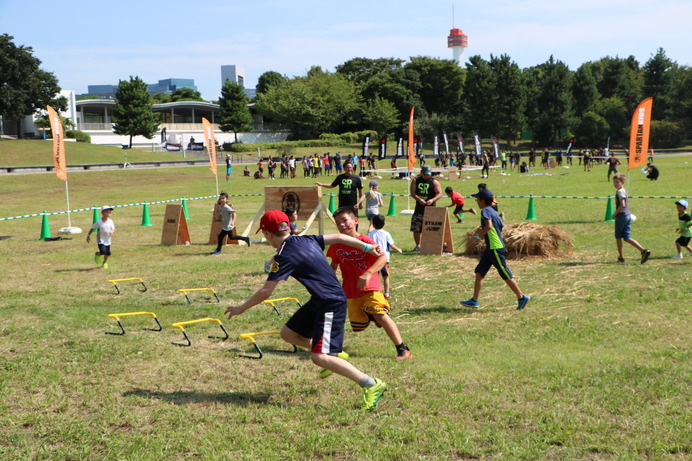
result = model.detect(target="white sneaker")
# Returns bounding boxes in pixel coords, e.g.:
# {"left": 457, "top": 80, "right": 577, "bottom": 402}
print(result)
{"left": 672, "top": 254, "right": 683, "bottom": 259}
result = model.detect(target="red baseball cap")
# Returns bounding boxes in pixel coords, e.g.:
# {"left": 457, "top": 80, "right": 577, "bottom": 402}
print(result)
{"left": 256, "top": 209, "right": 290, "bottom": 233}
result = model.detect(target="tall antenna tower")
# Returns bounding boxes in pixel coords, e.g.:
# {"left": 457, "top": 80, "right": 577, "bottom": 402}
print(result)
{"left": 447, "top": 5, "right": 468, "bottom": 66}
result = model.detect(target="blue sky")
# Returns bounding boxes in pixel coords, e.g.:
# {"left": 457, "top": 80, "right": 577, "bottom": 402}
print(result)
{"left": 2, "top": 0, "right": 691, "bottom": 100}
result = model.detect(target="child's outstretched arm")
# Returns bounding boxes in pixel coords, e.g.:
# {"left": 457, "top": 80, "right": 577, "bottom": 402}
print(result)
{"left": 323, "top": 233, "right": 384, "bottom": 257}
{"left": 225, "top": 280, "right": 280, "bottom": 319}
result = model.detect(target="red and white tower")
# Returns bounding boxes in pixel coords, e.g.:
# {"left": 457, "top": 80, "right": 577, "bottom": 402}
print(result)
{"left": 447, "top": 27, "right": 468, "bottom": 66}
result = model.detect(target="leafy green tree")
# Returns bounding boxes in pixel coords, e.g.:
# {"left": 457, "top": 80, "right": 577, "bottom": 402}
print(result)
{"left": 591, "top": 56, "right": 643, "bottom": 111}
{"left": 360, "top": 68, "right": 422, "bottom": 125}
{"left": 362, "top": 96, "right": 400, "bottom": 136}
{"left": 668, "top": 65, "right": 692, "bottom": 132}
{"left": 489, "top": 54, "right": 526, "bottom": 145}
{"left": 336, "top": 57, "right": 405, "bottom": 85}
{"left": 574, "top": 111, "right": 609, "bottom": 147}
{"left": 463, "top": 55, "right": 495, "bottom": 136}
{"left": 0, "top": 34, "right": 64, "bottom": 138}
{"left": 525, "top": 56, "right": 574, "bottom": 146}
{"left": 112, "top": 76, "right": 160, "bottom": 148}
{"left": 256, "top": 71, "right": 287, "bottom": 96}
{"left": 256, "top": 71, "right": 360, "bottom": 139}
{"left": 572, "top": 63, "right": 600, "bottom": 115}
{"left": 217, "top": 81, "right": 253, "bottom": 143}
{"left": 643, "top": 48, "right": 674, "bottom": 121}
{"left": 650, "top": 119, "right": 684, "bottom": 148}
{"left": 596, "top": 97, "right": 628, "bottom": 142}
{"left": 171, "top": 88, "right": 203, "bottom": 102}
{"left": 404, "top": 56, "right": 464, "bottom": 117}
{"left": 152, "top": 93, "right": 172, "bottom": 103}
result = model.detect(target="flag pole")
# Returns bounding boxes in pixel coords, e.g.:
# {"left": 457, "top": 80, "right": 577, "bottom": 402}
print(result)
{"left": 65, "top": 181, "right": 72, "bottom": 227}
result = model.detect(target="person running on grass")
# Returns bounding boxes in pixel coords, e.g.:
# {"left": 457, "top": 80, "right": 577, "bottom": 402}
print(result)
{"left": 224, "top": 210, "right": 387, "bottom": 411}
{"left": 459, "top": 189, "right": 530, "bottom": 310}
{"left": 87, "top": 206, "right": 115, "bottom": 269}
{"left": 327, "top": 207, "right": 412, "bottom": 361}
{"left": 210, "top": 192, "right": 250, "bottom": 254}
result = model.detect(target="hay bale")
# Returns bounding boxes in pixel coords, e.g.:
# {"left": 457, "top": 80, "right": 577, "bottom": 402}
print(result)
{"left": 464, "top": 222, "right": 573, "bottom": 259}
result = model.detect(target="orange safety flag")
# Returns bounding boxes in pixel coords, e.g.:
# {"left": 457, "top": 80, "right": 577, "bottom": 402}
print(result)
{"left": 407, "top": 107, "right": 415, "bottom": 171}
{"left": 47, "top": 105, "right": 67, "bottom": 182}
{"left": 628, "top": 97, "right": 653, "bottom": 170}
{"left": 202, "top": 117, "right": 217, "bottom": 175}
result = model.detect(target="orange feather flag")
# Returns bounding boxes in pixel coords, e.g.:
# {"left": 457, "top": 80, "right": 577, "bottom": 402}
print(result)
{"left": 628, "top": 97, "right": 653, "bottom": 170}
{"left": 202, "top": 118, "right": 218, "bottom": 175}
{"left": 407, "top": 107, "right": 415, "bottom": 172}
{"left": 47, "top": 105, "right": 66, "bottom": 182}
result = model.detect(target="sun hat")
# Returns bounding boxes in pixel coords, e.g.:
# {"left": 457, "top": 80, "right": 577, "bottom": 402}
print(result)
{"left": 675, "top": 199, "right": 688, "bottom": 208}
{"left": 101, "top": 206, "right": 114, "bottom": 211}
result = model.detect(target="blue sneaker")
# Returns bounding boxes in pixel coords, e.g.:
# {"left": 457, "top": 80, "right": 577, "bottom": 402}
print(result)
{"left": 517, "top": 295, "right": 530, "bottom": 310}
{"left": 209, "top": 250, "right": 221, "bottom": 255}
{"left": 460, "top": 298, "right": 480, "bottom": 308}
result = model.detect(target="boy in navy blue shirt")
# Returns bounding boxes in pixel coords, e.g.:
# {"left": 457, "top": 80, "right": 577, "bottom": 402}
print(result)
{"left": 225, "top": 210, "right": 387, "bottom": 411}
{"left": 460, "top": 189, "right": 530, "bottom": 310}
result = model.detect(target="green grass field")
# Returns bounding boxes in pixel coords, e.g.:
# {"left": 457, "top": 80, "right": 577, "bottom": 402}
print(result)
{"left": 0, "top": 140, "right": 690, "bottom": 460}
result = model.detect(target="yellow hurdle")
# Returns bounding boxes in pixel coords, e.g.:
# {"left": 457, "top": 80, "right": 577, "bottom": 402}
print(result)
{"left": 178, "top": 288, "right": 220, "bottom": 304}
{"left": 262, "top": 297, "right": 302, "bottom": 316}
{"left": 238, "top": 331, "right": 298, "bottom": 359}
{"left": 108, "top": 277, "right": 147, "bottom": 295}
{"left": 106, "top": 311, "right": 162, "bottom": 335}
{"left": 171, "top": 318, "right": 229, "bottom": 347}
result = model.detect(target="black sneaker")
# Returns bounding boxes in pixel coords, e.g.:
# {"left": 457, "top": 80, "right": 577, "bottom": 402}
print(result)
{"left": 640, "top": 249, "right": 651, "bottom": 264}
{"left": 617, "top": 257, "right": 625, "bottom": 263}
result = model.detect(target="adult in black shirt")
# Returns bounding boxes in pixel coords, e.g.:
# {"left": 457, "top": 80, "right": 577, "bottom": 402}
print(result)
{"left": 646, "top": 163, "right": 659, "bottom": 180}
{"left": 409, "top": 165, "right": 442, "bottom": 250}
{"left": 315, "top": 161, "right": 364, "bottom": 213}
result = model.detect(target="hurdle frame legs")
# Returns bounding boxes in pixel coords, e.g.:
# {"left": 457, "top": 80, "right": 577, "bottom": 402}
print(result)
{"left": 171, "top": 318, "right": 229, "bottom": 347}
{"left": 106, "top": 312, "right": 162, "bottom": 335}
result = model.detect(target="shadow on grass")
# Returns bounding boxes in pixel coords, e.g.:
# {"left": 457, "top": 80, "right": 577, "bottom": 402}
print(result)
{"left": 0, "top": 235, "right": 12, "bottom": 240}
{"left": 123, "top": 388, "right": 277, "bottom": 406}
{"left": 405, "top": 304, "right": 471, "bottom": 315}
{"left": 555, "top": 261, "right": 596, "bottom": 267}
{"left": 54, "top": 267, "right": 101, "bottom": 273}
{"left": 545, "top": 220, "right": 601, "bottom": 225}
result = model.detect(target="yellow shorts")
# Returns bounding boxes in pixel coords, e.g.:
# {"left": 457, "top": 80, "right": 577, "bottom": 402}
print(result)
{"left": 347, "top": 291, "right": 390, "bottom": 332}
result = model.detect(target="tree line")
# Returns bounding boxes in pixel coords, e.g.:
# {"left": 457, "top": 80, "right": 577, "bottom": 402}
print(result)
{"left": 252, "top": 51, "right": 691, "bottom": 148}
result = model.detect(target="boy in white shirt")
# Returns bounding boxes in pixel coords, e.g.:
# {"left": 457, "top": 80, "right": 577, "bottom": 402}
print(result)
{"left": 367, "top": 214, "right": 402, "bottom": 300}
{"left": 87, "top": 206, "right": 115, "bottom": 269}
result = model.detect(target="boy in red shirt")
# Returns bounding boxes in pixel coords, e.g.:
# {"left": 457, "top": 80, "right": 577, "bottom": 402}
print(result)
{"left": 327, "top": 207, "right": 412, "bottom": 362}
{"left": 445, "top": 186, "right": 477, "bottom": 223}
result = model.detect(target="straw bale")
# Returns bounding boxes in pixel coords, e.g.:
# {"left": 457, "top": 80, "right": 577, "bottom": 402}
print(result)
{"left": 464, "top": 222, "right": 573, "bottom": 259}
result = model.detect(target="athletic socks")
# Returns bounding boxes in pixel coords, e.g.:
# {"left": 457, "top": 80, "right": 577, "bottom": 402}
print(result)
{"left": 359, "top": 375, "right": 377, "bottom": 388}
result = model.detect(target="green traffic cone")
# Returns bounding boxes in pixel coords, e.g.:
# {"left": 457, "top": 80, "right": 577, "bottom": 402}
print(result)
{"left": 328, "top": 193, "right": 336, "bottom": 214}
{"left": 604, "top": 195, "right": 615, "bottom": 222}
{"left": 141, "top": 201, "right": 152, "bottom": 226}
{"left": 386, "top": 193, "right": 397, "bottom": 216}
{"left": 39, "top": 211, "right": 51, "bottom": 240}
{"left": 92, "top": 205, "right": 99, "bottom": 224}
{"left": 525, "top": 195, "right": 537, "bottom": 221}
{"left": 181, "top": 196, "right": 190, "bottom": 220}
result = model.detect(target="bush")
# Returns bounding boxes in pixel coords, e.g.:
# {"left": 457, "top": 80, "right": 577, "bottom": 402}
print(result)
{"left": 337, "top": 132, "right": 358, "bottom": 143}
{"left": 650, "top": 120, "right": 684, "bottom": 149}
{"left": 65, "top": 130, "right": 91, "bottom": 143}
{"left": 355, "top": 130, "right": 378, "bottom": 142}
